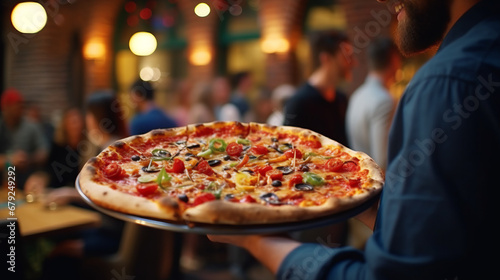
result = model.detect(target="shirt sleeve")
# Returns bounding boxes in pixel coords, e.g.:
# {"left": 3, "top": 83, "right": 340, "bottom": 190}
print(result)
{"left": 278, "top": 75, "right": 493, "bottom": 280}
{"left": 368, "top": 97, "right": 394, "bottom": 170}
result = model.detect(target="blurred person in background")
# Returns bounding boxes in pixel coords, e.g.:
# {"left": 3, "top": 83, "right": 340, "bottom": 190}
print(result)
{"left": 266, "top": 84, "right": 295, "bottom": 126}
{"left": 171, "top": 78, "right": 193, "bottom": 126}
{"left": 0, "top": 88, "right": 49, "bottom": 189}
{"left": 25, "top": 102, "right": 54, "bottom": 145}
{"left": 283, "top": 30, "right": 353, "bottom": 147}
{"left": 24, "top": 107, "right": 93, "bottom": 206}
{"left": 346, "top": 37, "right": 401, "bottom": 170}
{"left": 41, "top": 91, "right": 129, "bottom": 280}
{"left": 212, "top": 76, "right": 234, "bottom": 121}
{"left": 129, "top": 79, "right": 178, "bottom": 135}
{"left": 282, "top": 30, "right": 355, "bottom": 251}
{"left": 249, "top": 87, "right": 273, "bottom": 124}
{"left": 187, "top": 81, "right": 216, "bottom": 124}
{"left": 225, "top": 71, "right": 254, "bottom": 122}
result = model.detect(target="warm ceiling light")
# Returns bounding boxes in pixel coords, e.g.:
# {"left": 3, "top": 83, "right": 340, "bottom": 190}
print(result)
{"left": 261, "top": 36, "right": 290, "bottom": 54}
{"left": 11, "top": 2, "right": 47, "bottom": 34}
{"left": 190, "top": 49, "right": 212, "bottom": 66}
{"left": 194, "top": 3, "right": 211, "bottom": 17}
{"left": 129, "top": 32, "right": 157, "bottom": 56}
{"left": 83, "top": 41, "right": 105, "bottom": 60}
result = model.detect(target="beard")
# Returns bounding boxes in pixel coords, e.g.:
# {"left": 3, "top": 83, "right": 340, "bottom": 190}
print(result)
{"left": 396, "top": 0, "right": 451, "bottom": 56}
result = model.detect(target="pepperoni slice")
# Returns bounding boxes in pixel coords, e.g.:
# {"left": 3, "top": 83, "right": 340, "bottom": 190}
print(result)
{"left": 103, "top": 163, "right": 123, "bottom": 179}
{"left": 325, "top": 158, "right": 343, "bottom": 172}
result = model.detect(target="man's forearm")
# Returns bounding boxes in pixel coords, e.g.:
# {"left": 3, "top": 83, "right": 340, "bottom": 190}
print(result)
{"left": 242, "top": 236, "right": 301, "bottom": 274}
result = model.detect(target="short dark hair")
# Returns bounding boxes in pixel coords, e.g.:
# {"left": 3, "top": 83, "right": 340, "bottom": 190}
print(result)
{"left": 230, "top": 71, "right": 251, "bottom": 89}
{"left": 367, "top": 37, "right": 399, "bottom": 71}
{"left": 130, "top": 79, "right": 154, "bottom": 100}
{"left": 86, "top": 90, "right": 128, "bottom": 138}
{"left": 310, "top": 30, "right": 350, "bottom": 70}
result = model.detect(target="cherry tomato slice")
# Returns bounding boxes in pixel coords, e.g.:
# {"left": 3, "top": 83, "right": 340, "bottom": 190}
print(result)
{"left": 136, "top": 183, "right": 158, "bottom": 196}
{"left": 325, "top": 158, "right": 343, "bottom": 172}
{"left": 288, "top": 174, "right": 303, "bottom": 187}
{"left": 250, "top": 145, "right": 269, "bottom": 155}
{"left": 340, "top": 161, "right": 359, "bottom": 172}
{"left": 254, "top": 165, "right": 273, "bottom": 176}
{"left": 103, "top": 163, "right": 123, "bottom": 179}
{"left": 239, "top": 195, "right": 256, "bottom": 203}
{"left": 284, "top": 148, "right": 303, "bottom": 160}
{"left": 267, "top": 169, "right": 283, "bottom": 181}
{"left": 196, "top": 160, "right": 214, "bottom": 176}
{"left": 226, "top": 142, "right": 243, "bottom": 157}
{"left": 193, "top": 192, "right": 216, "bottom": 206}
{"left": 168, "top": 158, "right": 185, "bottom": 173}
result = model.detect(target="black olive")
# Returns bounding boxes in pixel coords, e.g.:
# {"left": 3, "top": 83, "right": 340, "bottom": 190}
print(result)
{"left": 242, "top": 145, "right": 251, "bottom": 152}
{"left": 207, "top": 159, "right": 222, "bottom": 167}
{"left": 224, "top": 194, "right": 235, "bottom": 200}
{"left": 185, "top": 157, "right": 192, "bottom": 161}
{"left": 271, "top": 180, "right": 282, "bottom": 187}
{"left": 241, "top": 170, "right": 255, "bottom": 175}
{"left": 223, "top": 155, "right": 231, "bottom": 161}
{"left": 259, "top": 193, "right": 281, "bottom": 205}
{"left": 187, "top": 143, "right": 201, "bottom": 149}
{"left": 294, "top": 183, "right": 314, "bottom": 191}
{"left": 276, "top": 166, "right": 294, "bottom": 175}
{"left": 178, "top": 194, "right": 189, "bottom": 203}
{"left": 142, "top": 166, "right": 160, "bottom": 173}
{"left": 271, "top": 137, "right": 278, "bottom": 142}
{"left": 299, "top": 164, "right": 310, "bottom": 172}
{"left": 131, "top": 155, "right": 141, "bottom": 161}
{"left": 249, "top": 155, "right": 258, "bottom": 160}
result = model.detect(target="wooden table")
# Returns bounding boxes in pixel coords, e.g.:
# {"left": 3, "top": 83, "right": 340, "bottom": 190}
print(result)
{"left": 0, "top": 190, "right": 101, "bottom": 238}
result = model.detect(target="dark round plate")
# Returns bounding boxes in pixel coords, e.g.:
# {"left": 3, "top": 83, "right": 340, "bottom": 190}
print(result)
{"left": 76, "top": 175, "right": 378, "bottom": 235}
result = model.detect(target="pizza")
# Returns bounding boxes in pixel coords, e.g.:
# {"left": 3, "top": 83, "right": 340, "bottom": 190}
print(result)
{"left": 78, "top": 122, "right": 383, "bottom": 225}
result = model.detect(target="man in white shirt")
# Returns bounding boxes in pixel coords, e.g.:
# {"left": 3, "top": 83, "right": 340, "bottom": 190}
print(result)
{"left": 346, "top": 37, "right": 401, "bottom": 170}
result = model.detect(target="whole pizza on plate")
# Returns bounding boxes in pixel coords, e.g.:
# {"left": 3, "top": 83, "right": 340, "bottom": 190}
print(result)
{"left": 78, "top": 122, "right": 383, "bottom": 225}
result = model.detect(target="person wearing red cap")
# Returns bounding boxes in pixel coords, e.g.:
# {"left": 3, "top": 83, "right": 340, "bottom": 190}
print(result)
{"left": 0, "top": 88, "right": 49, "bottom": 189}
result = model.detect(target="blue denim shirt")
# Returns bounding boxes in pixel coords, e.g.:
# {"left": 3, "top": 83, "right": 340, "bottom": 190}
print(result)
{"left": 277, "top": 1, "right": 500, "bottom": 279}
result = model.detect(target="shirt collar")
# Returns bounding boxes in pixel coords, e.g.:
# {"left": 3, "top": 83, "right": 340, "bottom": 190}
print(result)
{"left": 439, "top": 0, "right": 498, "bottom": 52}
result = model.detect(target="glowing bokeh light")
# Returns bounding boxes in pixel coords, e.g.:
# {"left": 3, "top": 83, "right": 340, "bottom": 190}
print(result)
{"left": 83, "top": 41, "right": 105, "bottom": 60}
{"left": 194, "top": 3, "right": 211, "bottom": 17}
{"left": 129, "top": 32, "right": 157, "bottom": 56}
{"left": 190, "top": 49, "right": 212, "bottom": 66}
{"left": 11, "top": 2, "right": 47, "bottom": 34}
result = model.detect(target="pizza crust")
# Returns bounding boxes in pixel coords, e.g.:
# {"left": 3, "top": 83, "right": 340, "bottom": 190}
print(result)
{"left": 79, "top": 159, "right": 182, "bottom": 221}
